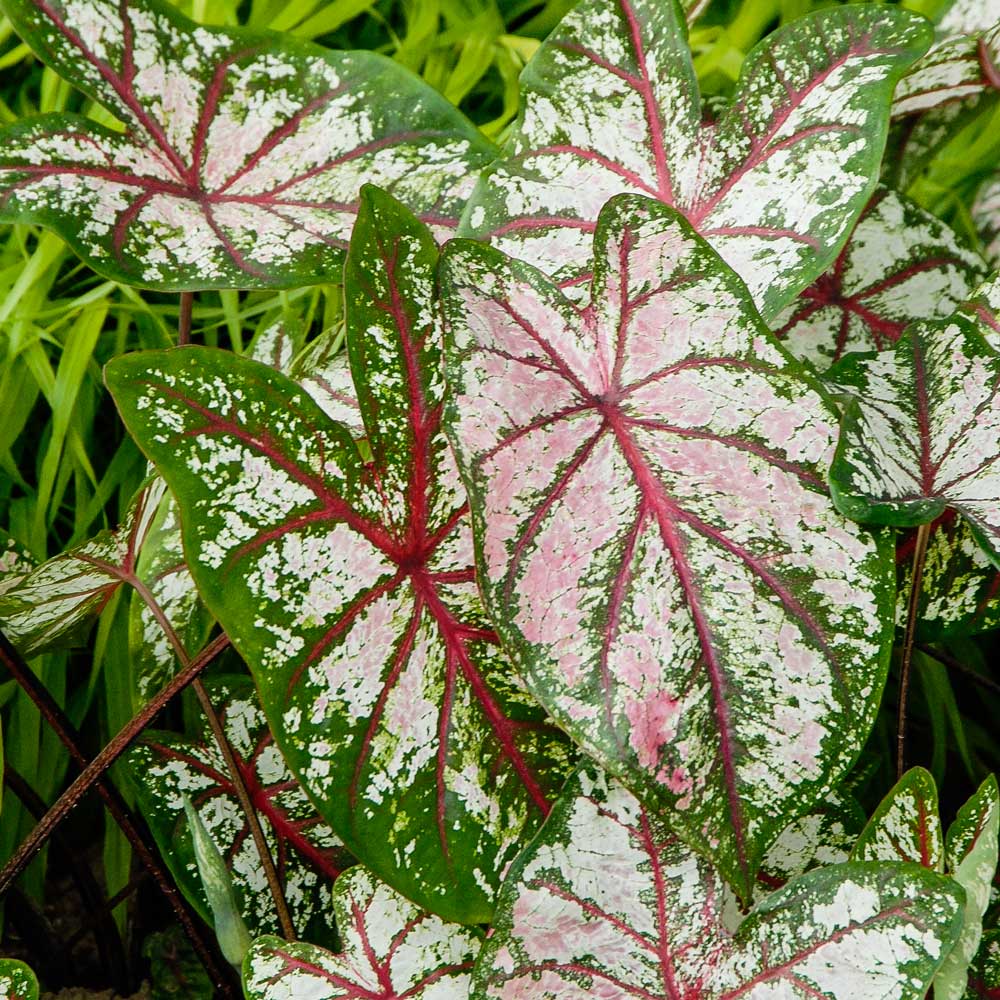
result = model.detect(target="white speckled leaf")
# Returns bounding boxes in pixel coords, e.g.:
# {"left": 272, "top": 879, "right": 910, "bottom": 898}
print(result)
{"left": 0, "top": 478, "right": 161, "bottom": 656}
{"left": 829, "top": 318, "right": 1000, "bottom": 558}
{"left": 0, "top": 0, "right": 493, "bottom": 290}
{"left": 973, "top": 177, "right": 1000, "bottom": 270}
{"left": 0, "top": 531, "right": 33, "bottom": 598}
{"left": 242, "top": 867, "right": 479, "bottom": 1000}
{"left": 939, "top": 0, "right": 1000, "bottom": 39}
{"left": 0, "top": 960, "right": 38, "bottom": 1000}
{"left": 773, "top": 187, "right": 986, "bottom": 370}
{"left": 937, "top": 776, "right": 1000, "bottom": 1000}
{"left": 127, "top": 676, "right": 351, "bottom": 944}
{"left": 965, "top": 929, "right": 1000, "bottom": 998}
{"left": 106, "top": 190, "right": 570, "bottom": 925}
{"left": 961, "top": 274, "right": 1000, "bottom": 352}
{"left": 459, "top": 0, "right": 931, "bottom": 321}
{"left": 851, "top": 767, "right": 944, "bottom": 870}
{"left": 441, "top": 194, "right": 894, "bottom": 900}
{"left": 472, "top": 765, "right": 964, "bottom": 1000}
{"left": 246, "top": 312, "right": 306, "bottom": 373}
{"left": 289, "top": 327, "right": 364, "bottom": 436}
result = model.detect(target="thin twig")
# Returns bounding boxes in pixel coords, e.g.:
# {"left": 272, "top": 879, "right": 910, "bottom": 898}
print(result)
{"left": 178, "top": 291, "right": 194, "bottom": 346}
{"left": 898, "top": 521, "right": 932, "bottom": 779}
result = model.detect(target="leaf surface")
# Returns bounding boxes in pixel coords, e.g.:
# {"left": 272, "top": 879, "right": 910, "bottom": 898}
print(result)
{"left": 0, "top": 961, "right": 38, "bottom": 1000}
{"left": 472, "top": 765, "right": 964, "bottom": 1000}
{"left": 128, "top": 676, "right": 351, "bottom": 943}
{"left": 106, "top": 189, "right": 570, "bottom": 924}
{"left": 0, "top": 0, "right": 493, "bottom": 289}
{"left": 0, "top": 531, "right": 33, "bottom": 598}
{"left": 460, "top": 0, "right": 931, "bottom": 320}
{"left": 243, "top": 867, "right": 479, "bottom": 1000}
{"left": 774, "top": 187, "right": 985, "bottom": 370}
{"left": 442, "top": 194, "right": 894, "bottom": 898}
{"left": 974, "top": 176, "right": 1000, "bottom": 270}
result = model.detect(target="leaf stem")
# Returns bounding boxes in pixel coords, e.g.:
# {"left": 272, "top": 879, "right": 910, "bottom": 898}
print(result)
{"left": 898, "top": 521, "right": 932, "bottom": 779}
{"left": 178, "top": 292, "right": 194, "bottom": 346}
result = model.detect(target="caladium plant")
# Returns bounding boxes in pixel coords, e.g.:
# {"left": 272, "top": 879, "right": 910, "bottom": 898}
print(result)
{"left": 974, "top": 175, "right": 1000, "bottom": 270}
{"left": 0, "top": 0, "right": 494, "bottom": 289}
{"left": 441, "top": 192, "right": 894, "bottom": 900}
{"left": 243, "top": 867, "right": 480, "bottom": 1000}
{"left": 0, "top": 961, "right": 38, "bottom": 1000}
{"left": 105, "top": 188, "right": 571, "bottom": 925}
{"left": 459, "top": 0, "right": 932, "bottom": 321}
{"left": 472, "top": 765, "right": 964, "bottom": 1000}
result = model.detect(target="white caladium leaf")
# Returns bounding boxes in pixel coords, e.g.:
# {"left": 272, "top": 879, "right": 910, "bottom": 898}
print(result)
{"left": 829, "top": 318, "right": 1000, "bottom": 559}
{"left": 243, "top": 867, "right": 480, "bottom": 1000}
{"left": 246, "top": 312, "right": 306, "bottom": 373}
{"left": 288, "top": 326, "right": 364, "bottom": 437}
{"left": 127, "top": 676, "right": 352, "bottom": 944}
{"left": 851, "top": 767, "right": 944, "bottom": 870}
{"left": 939, "top": 0, "right": 1000, "bottom": 38}
{"left": 937, "top": 776, "right": 1000, "bottom": 1000}
{"left": 106, "top": 188, "right": 570, "bottom": 925}
{"left": 0, "top": 0, "right": 493, "bottom": 290}
{"left": 773, "top": 187, "right": 986, "bottom": 370}
{"left": 973, "top": 176, "right": 1000, "bottom": 270}
{"left": 459, "top": 0, "right": 931, "bottom": 321}
{"left": 0, "top": 960, "right": 38, "bottom": 1000}
{"left": 0, "top": 531, "right": 33, "bottom": 598}
{"left": 0, "top": 479, "right": 162, "bottom": 656}
{"left": 473, "top": 765, "right": 964, "bottom": 1000}
{"left": 960, "top": 274, "right": 1000, "bottom": 352}
{"left": 441, "top": 194, "right": 894, "bottom": 899}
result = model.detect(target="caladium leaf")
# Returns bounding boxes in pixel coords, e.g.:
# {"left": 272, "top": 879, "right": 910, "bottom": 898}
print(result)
{"left": 288, "top": 325, "right": 364, "bottom": 436}
{"left": 0, "top": 531, "right": 33, "bottom": 598}
{"left": 974, "top": 175, "right": 1000, "bottom": 270}
{"left": 127, "top": 676, "right": 351, "bottom": 943}
{"left": 0, "top": 478, "right": 162, "bottom": 657}
{"left": 851, "top": 767, "right": 944, "bottom": 869}
{"left": 459, "top": 0, "right": 931, "bottom": 321}
{"left": 441, "top": 194, "right": 894, "bottom": 899}
{"left": 0, "top": 0, "right": 493, "bottom": 290}
{"left": 472, "top": 765, "right": 964, "bottom": 1000}
{"left": 773, "top": 187, "right": 986, "bottom": 370}
{"left": 961, "top": 274, "right": 1000, "bottom": 352}
{"left": 828, "top": 317, "right": 1000, "bottom": 559}
{"left": 937, "top": 776, "right": 1000, "bottom": 1000}
{"left": 966, "top": 929, "right": 1000, "bottom": 998}
{"left": 242, "top": 867, "right": 480, "bottom": 1000}
{"left": 106, "top": 189, "right": 570, "bottom": 925}
{"left": 0, "top": 961, "right": 38, "bottom": 1000}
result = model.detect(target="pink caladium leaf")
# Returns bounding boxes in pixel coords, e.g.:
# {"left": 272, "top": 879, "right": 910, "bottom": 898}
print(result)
{"left": 242, "top": 867, "right": 480, "bottom": 1000}
{"left": 0, "top": 961, "right": 38, "bottom": 1000}
{"left": 105, "top": 188, "right": 570, "bottom": 925}
{"left": 441, "top": 193, "right": 894, "bottom": 899}
{"left": 773, "top": 187, "right": 986, "bottom": 370}
{"left": 851, "top": 767, "right": 944, "bottom": 870}
{"left": 828, "top": 317, "right": 1000, "bottom": 559}
{"left": 0, "top": 0, "right": 493, "bottom": 290}
{"left": 128, "top": 676, "right": 352, "bottom": 944}
{"left": 472, "top": 765, "right": 964, "bottom": 1000}
{"left": 459, "top": 0, "right": 931, "bottom": 321}
{"left": 0, "top": 478, "right": 162, "bottom": 657}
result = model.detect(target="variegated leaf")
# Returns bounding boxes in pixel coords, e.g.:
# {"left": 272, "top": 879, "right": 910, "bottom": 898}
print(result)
{"left": 974, "top": 175, "right": 1000, "bottom": 270}
{"left": 773, "top": 187, "right": 986, "bottom": 370}
{"left": 0, "top": 531, "right": 33, "bottom": 598}
{"left": 459, "top": 0, "right": 931, "bottom": 321}
{"left": 939, "top": 0, "right": 1000, "bottom": 39}
{"left": 289, "top": 326, "right": 364, "bottom": 436}
{"left": 441, "top": 194, "right": 894, "bottom": 899}
{"left": 128, "top": 676, "right": 351, "bottom": 943}
{"left": 938, "top": 776, "right": 1000, "bottom": 1000}
{"left": 0, "top": 478, "right": 162, "bottom": 656}
{"left": 851, "top": 767, "right": 944, "bottom": 870}
{"left": 0, "top": 0, "right": 493, "bottom": 290}
{"left": 472, "top": 765, "right": 964, "bottom": 1000}
{"left": 829, "top": 317, "right": 1000, "bottom": 558}
{"left": 242, "top": 867, "right": 480, "bottom": 1000}
{"left": 0, "top": 961, "right": 38, "bottom": 1000}
{"left": 106, "top": 189, "right": 570, "bottom": 924}
{"left": 245, "top": 311, "right": 307, "bottom": 373}
{"left": 966, "top": 929, "right": 1000, "bottom": 998}
{"left": 961, "top": 274, "right": 1000, "bottom": 352}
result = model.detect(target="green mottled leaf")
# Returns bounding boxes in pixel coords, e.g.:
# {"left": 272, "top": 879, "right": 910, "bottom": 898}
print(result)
{"left": 460, "top": 0, "right": 931, "bottom": 321}
{"left": 965, "top": 929, "right": 1000, "bottom": 998}
{"left": 0, "top": 961, "right": 38, "bottom": 1000}
{"left": 242, "top": 867, "right": 480, "bottom": 999}
{"left": 0, "top": 0, "right": 493, "bottom": 289}
{"left": 128, "top": 676, "right": 351, "bottom": 943}
{"left": 472, "top": 765, "right": 964, "bottom": 1000}
{"left": 106, "top": 189, "right": 570, "bottom": 925}
{"left": 441, "top": 193, "right": 894, "bottom": 900}
{"left": 773, "top": 187, "right": 986, "bottom": 370}
{"left": 851, "top": 767, "right": 943, "bottom": 869}
{"left": 828, "top": 317, "right": 1000, "bottom": 557}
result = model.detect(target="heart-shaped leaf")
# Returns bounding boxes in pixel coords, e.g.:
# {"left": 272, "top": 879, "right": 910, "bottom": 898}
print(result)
{"left": 106, "top": 188, "right": 570, "bottom": 924}
{"left": 0, "top": 478, "right": 162, "bottom": 656}
{"left": 974, "top": 175, "right": 1000, "bottom": 270}
{"left": 441, "top": 193, "right": 894, "bottom": 899}
{"left": 851, "top": 767, "right": 944, "bottom": 869}
{"left": 472, "top": 765, "right": 964, "bottom": 1000}
{"left": 460, "top": 0, "right": 931, "bottom": 321}
{"left": 243, "top": 867, "right": 480, "bottom": 1000}
{"left": 0, "top": 960, "right": 38, "bottom": 1000}
{"left": 128, "top": 676, "right": 352, "bottom": 944}
{"left": 773, "top": 187, "right": 986, "bottom": 370}
{"left": 0, "top": 0, "right": 493, "bottom": 290}
{"left": 828, "top": 316, "right": 1000, "bottom": 557}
